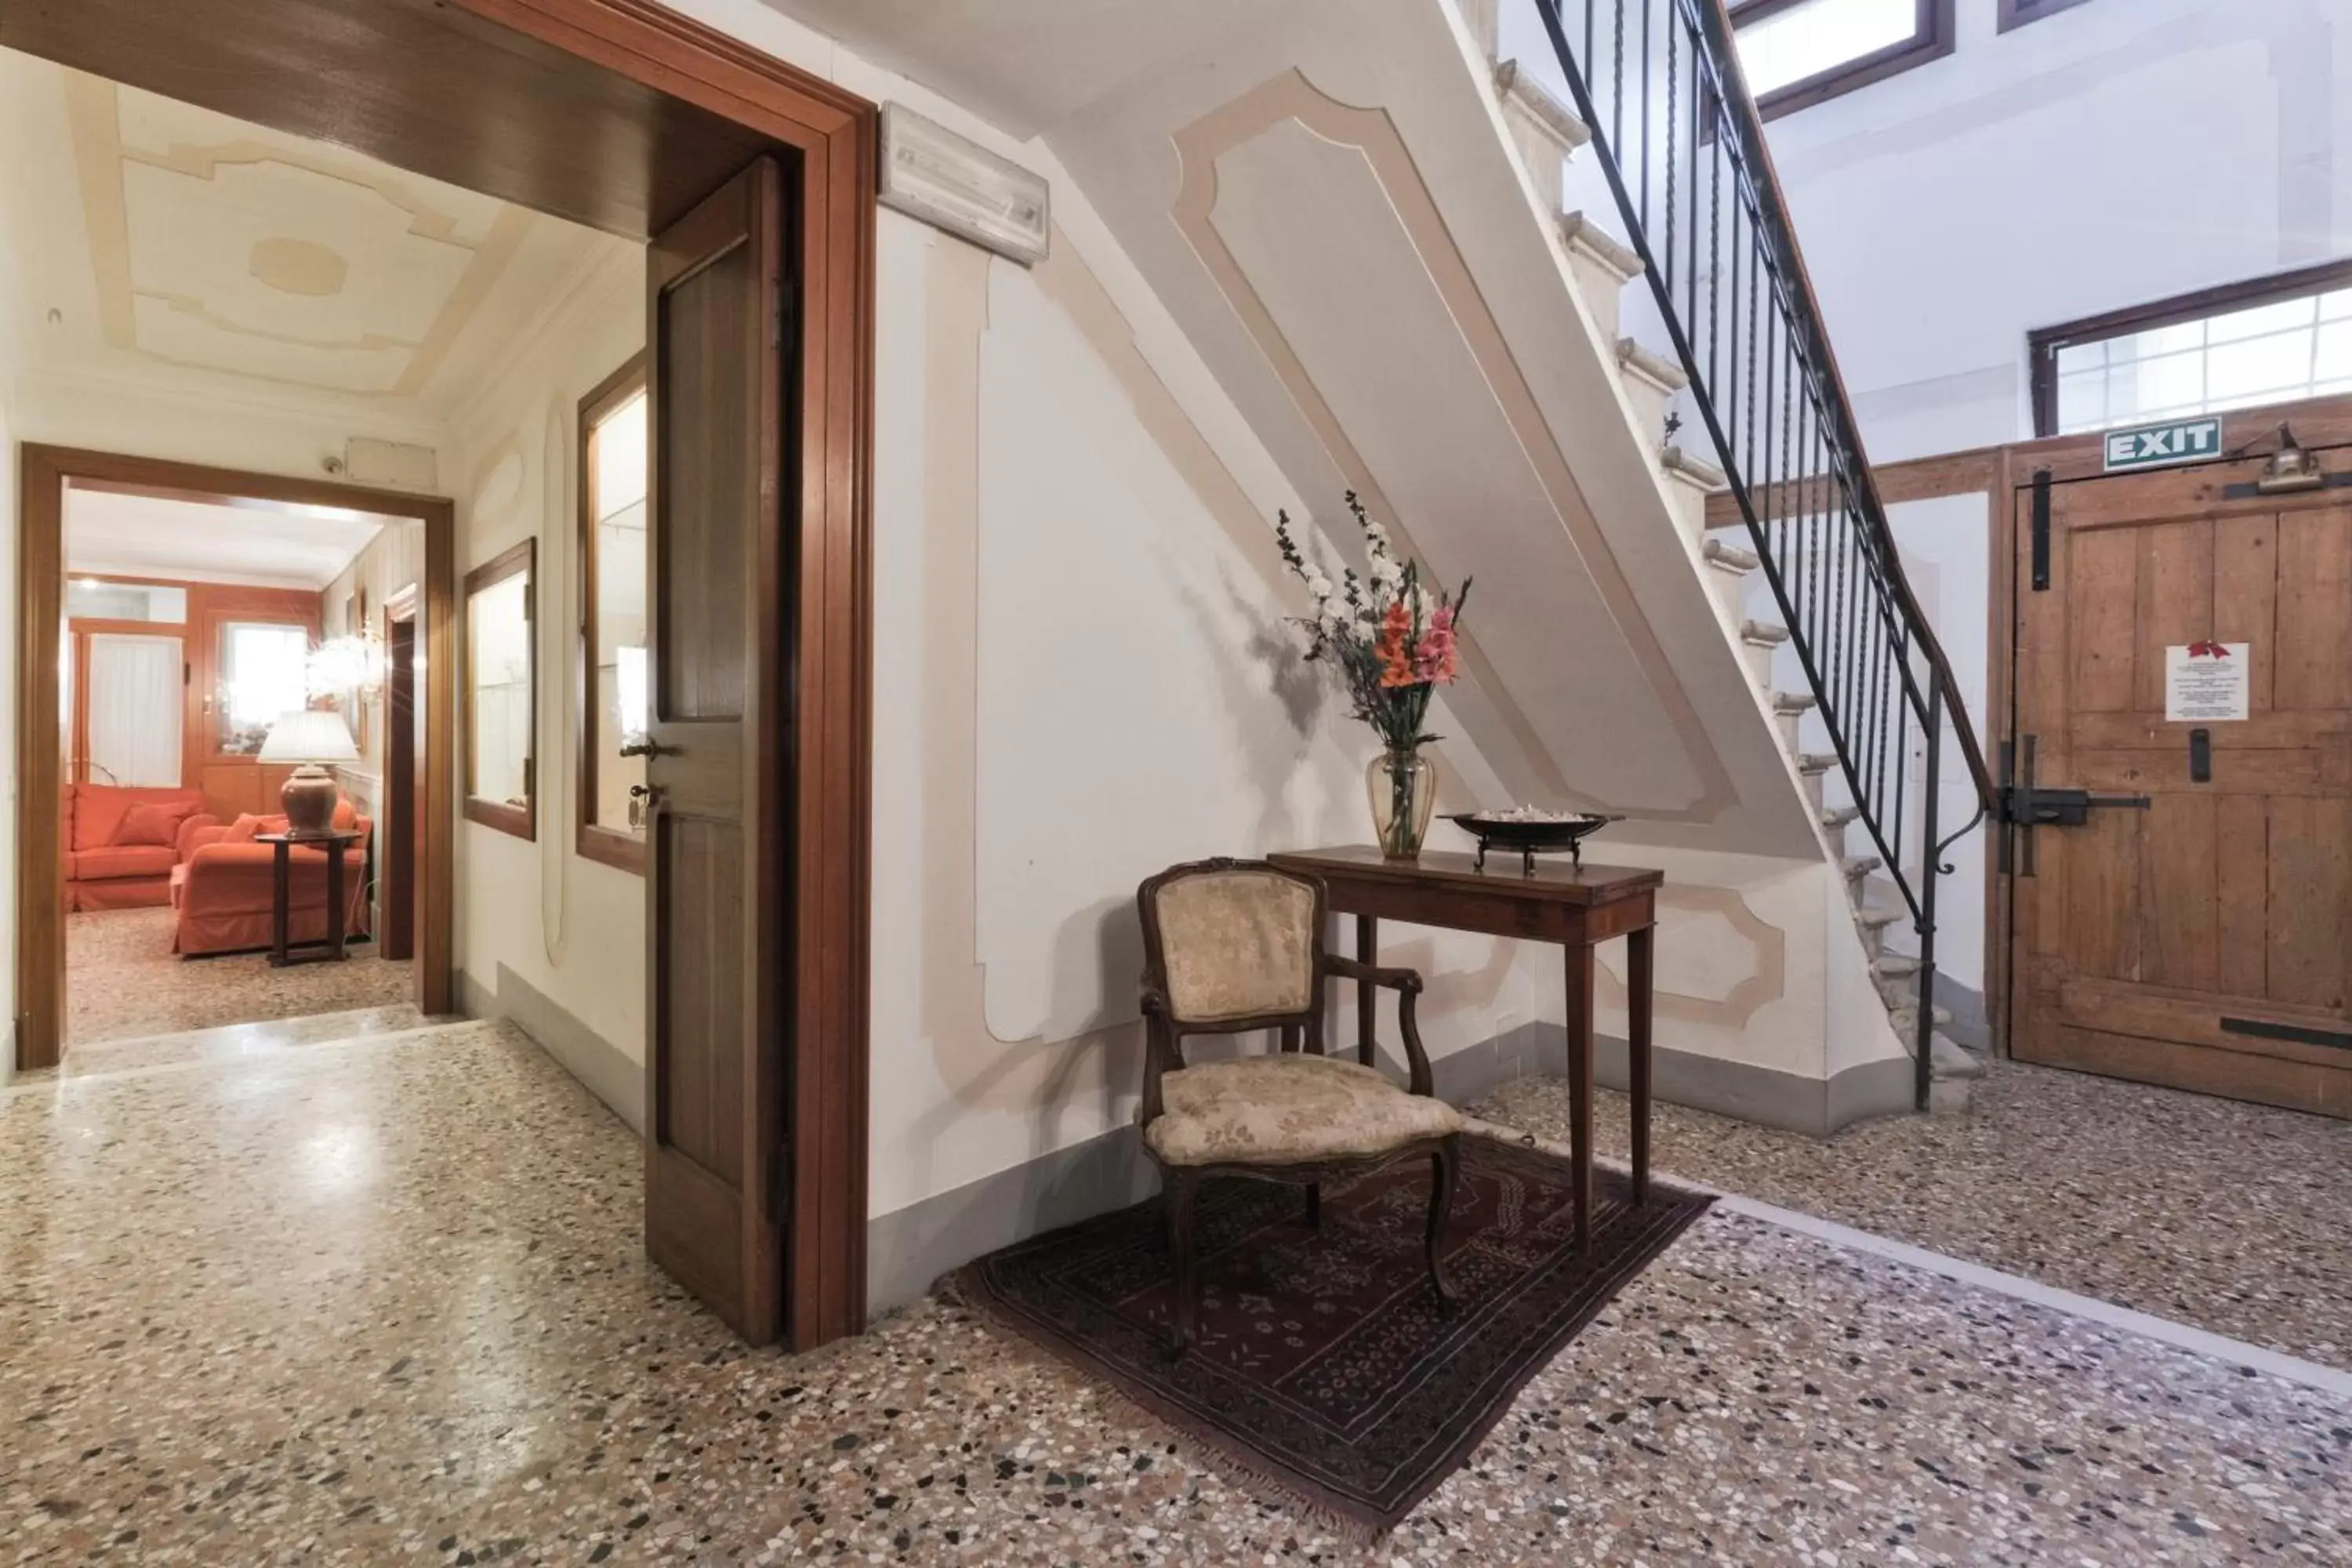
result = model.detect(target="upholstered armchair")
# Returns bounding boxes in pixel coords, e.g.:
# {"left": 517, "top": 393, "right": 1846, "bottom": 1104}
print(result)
{"left": 1137, "top": 858, "right": 1464, "bottom": 1354}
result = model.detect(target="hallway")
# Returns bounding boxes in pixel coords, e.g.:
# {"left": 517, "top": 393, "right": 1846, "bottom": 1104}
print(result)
{"left": 2, "top": 1022, "right": 2347, "bottom": 1563}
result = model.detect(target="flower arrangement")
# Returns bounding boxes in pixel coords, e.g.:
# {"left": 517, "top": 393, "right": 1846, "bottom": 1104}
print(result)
{"left": 1275, "top": 492, "right": 1471, "bottom": 857}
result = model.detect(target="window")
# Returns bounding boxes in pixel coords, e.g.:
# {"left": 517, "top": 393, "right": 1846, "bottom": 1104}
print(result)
{"left": 464, "top": 539, "right": 536, "bottom": 840}
{"left": 2030, "top": 260, "right": 2352, "bottom": 437}
{"left": 217, "top": 622, "right": 310, "bottom": 755}
{"left": 1997, "top": 0, "right": 2096, "bottom": 33}
{"left": 1730, "top": 0, "right": 1953, "bottom": 119}
{"left": 577, "top": 354, "right": 650, "bottom": 873}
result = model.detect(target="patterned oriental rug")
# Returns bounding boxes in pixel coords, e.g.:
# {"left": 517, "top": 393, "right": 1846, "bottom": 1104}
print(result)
{"left": 954, "top": 1134, "right": 1712, "bottom": 1537}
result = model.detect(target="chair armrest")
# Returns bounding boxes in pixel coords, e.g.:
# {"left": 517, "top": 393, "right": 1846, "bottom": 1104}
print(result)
{"left": 1323, "top": 953, "right": 1425, "bottom": 993}
{"left": 176, "top": 815, "right": 224, "bottom": 860}
{"left": 1321, "top": 954, "right": 1435, "bottom": 1097}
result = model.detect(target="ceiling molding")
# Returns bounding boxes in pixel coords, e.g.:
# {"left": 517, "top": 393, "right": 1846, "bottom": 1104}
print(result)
{"left": 60, "top": 72, "right": 535, "bottom": 400}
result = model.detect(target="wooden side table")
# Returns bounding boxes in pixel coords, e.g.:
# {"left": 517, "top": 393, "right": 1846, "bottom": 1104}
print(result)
{"left": 254, "top": 829, "right": 364, "bottom": 967}
{"left": 1269, "top": 845, "right": 1661, "bottom": 1250}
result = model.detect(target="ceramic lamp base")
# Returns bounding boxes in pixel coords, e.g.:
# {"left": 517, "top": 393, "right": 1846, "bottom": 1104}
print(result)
{"left": 281, "top": 764, "right": 340, "bottom": 835}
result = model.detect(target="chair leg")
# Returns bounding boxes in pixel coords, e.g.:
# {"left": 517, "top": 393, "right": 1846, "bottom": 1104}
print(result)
{"left": 1425, "top": 1137, "right": 1460, "bottom": 1307}
{"left": 1303, "top": 1181, "right": 1321, "bottom": 1232}
{"left": 1166, "top": 1170, "right": 1200, "bottom": 1356}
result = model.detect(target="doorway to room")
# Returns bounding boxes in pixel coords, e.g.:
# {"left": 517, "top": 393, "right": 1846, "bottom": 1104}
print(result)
{"left": 17, "top": 449, "right": 456, "bottom": 1065}
{"left": 1, "top": 0, "right": 875, "bottom": 1350}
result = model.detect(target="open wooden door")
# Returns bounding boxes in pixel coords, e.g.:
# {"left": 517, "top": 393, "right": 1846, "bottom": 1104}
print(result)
{"left": 642, "top": 158, "right": 791, "bottom": 1342}
{"left": 2009, "top": 454, "right": 2352, "bottom": 1116}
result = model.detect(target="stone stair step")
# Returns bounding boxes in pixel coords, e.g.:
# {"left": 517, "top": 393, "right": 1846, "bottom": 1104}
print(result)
{"left": 1796, "top": 752, "right": 1838, "bottom": 775}
{"left": 1558, "top": 211, "right": 1643, "bottom": 282}
{"left": 1872, "top": 954, "right": 1922, "bottom": 978}
{"left": 1771, "top": 691, "right": 1817, "bottom": 715}
{"left": 1842, "top": 855, "right": 1882, "bottom": 879}
{"left": 1661, "top": 444, "right": 1726, "bottom": 492}
{"left": 1932, "top": 1033, "right": 1988, "bottom": 1080}
{"left": 1854, "top": 907, "right": 1900, "bottom": 929}
{"left": 1617, "top": 338, "right": 1690, "bottom": 394}
{"left": 1493, "top": 60, "right": 1593, "bottom": 153}
{"left": 1739, "top": 619, "right": 1789, "bottom": 648}
{"left": 1702, "top": 537, "right": 1760, "bottom": 575}
{"left": 1820, "top": 804, "right": 1862, "bottom": 829}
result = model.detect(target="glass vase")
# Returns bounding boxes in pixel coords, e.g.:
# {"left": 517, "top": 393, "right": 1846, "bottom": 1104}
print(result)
{"left": 1366, "top": 747, "right": 1437, "bottom": 861}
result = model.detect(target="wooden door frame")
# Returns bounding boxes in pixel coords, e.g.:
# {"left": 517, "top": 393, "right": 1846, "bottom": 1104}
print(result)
{"left": 14, "top": 445, "right": 459, "bottom": 1066}
{"left": 4, "top": 0, "right": 877, "bottom": 1346}
{"left": 1985, "top": 394, "right": 2352, "bottom": 1050}
{"left": 383, "top": 586, "right": 422, "bottom": 964}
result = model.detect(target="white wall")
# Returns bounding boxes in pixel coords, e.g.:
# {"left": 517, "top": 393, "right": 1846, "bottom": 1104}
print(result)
{"left": 448, "top": 247, "right": 648, "bottom": 1065}
{"left": 1768, "top": 0, "right": 2352, "bottom": 462}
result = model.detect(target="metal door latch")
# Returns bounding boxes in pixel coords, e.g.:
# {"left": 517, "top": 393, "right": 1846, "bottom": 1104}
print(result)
{"left": 1997, "top": 734, "right": 2151, "bottom": 873}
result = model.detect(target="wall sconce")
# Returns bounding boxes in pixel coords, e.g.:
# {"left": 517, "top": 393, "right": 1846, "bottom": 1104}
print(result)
{"left": 307, "top": 631, "right": 387, "bottom": 701}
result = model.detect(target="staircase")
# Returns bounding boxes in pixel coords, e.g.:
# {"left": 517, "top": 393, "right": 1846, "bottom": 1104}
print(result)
{"left": 1479, "top": 0, "right": 1994, "bottom": 1107}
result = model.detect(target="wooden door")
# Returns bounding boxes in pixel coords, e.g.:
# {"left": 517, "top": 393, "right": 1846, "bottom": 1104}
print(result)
{"left": 383, "top": 594, "right": 419, "bottom": 962}
{"left": 2010, "top": 456, "right": 2352, "bottom": 1116}
{"left": 642, "top": 158, "right": 790, "bottom": 1342}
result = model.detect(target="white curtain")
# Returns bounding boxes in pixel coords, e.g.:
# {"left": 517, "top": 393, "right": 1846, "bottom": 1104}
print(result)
{"left": 88, "top": 634, "right": 183, "bottom": 787}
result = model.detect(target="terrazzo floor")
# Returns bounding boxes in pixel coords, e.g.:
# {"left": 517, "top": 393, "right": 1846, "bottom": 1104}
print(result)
{"left": 1475, "top": 1058, "right": 2352, "bottom": 1372}
{"left": 64, "top": 906, "right": 417, "bottom": 1048}
{"left": 2, "top": 1019, "right": 2347, "bottom": 1564}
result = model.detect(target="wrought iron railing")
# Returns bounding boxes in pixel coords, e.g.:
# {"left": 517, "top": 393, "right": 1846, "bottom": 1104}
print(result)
{"left": 1524, "top": 0, "right": 1994, "bottom": 1107}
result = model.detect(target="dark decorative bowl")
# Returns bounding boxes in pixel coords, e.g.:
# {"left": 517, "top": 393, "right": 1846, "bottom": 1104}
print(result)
{"left": 1446, "top": 811, "right": 1623, "bottom": 875}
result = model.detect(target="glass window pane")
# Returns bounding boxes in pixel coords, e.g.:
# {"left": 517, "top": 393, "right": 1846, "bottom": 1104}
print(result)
{"left": 2206, "top": 332, "right": 2312, "bottom": 401}
{"left": 66, "top": 579, "right": 187, "bottom": 622}
{"left": 2043, "top": 273, "right": 2352, "bottom": 433}
{"left": 219, "top": 622, "right": 310, "bottom": 754}
{"left": 1734, "top": 0, "right": 1920, "bottom": 97}
{"left": 2055, "top": 369, "right": 2105, "bottom": 433}
{"left": 2207, "top": 296, "right": 2318, "bottom": 345}
{"left": 2321, "top": 289, "right": 2352, "bottom": 322}
{"left": 593, "top": 390, "right": 648, "bottom": 521}
{"left": 468, "top": 569, "right": 532, "bottom": 811}
{"left": 2314, "top": 320, "right": 2352, "bottom": 381}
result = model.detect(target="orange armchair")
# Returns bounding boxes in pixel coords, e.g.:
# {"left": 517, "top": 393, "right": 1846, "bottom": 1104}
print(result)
{"left": 170, "top": 805, "right": 372, "bottom": 957}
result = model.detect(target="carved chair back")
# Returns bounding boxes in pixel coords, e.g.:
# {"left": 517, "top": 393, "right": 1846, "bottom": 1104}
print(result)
{"left": 1136, "top": 858, "right": 1330, "bottom": 1116}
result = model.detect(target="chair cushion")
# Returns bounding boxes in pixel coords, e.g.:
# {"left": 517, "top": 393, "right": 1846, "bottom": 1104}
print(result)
{"left": 1142, "top": 1054, "right": 1462, "bottom": 1167}
{"left": 1150, "top": 868, "right": 1316, "bottom": 1023}
{"left": 73, "top": 844, "right": 180, "bottom": 880}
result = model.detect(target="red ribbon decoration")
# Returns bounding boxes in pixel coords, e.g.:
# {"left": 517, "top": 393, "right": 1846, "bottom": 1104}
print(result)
{"left": 2186, "top": 640, "right": 2230, "bottom": 658}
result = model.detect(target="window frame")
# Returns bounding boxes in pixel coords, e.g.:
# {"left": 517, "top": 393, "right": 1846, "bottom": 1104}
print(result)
{"left": 1996, "top": 0, "right": 2096, "bottom": 34}
{"left": 1729, "top": 0, "right": 1955, "bottom": 122}
{"left": 575, "top": 351, "right": 650, "bottom": 874}
{"left": 463, "top": 536, "right": 537, "bottom": 841}
{"left": 2027, "top": 257, "right": 2352, "bottom": 437}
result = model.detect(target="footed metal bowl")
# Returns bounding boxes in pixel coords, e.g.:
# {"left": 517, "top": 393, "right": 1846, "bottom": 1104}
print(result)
{"left": 1446, "top": 811, "right": 1622, "bottom": 875}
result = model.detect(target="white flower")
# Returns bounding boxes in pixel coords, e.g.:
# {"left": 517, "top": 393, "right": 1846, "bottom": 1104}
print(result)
{"left": 1306, "top": 574, "right": 1334, "bottom": 601}
{"left": 1371, "top": 556, "right": 1404, "bottom": 587}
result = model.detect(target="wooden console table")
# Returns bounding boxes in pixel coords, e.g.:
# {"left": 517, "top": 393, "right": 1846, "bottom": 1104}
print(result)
{"left": 1269, "top": 845, "right": 1661, "bottom": 1249}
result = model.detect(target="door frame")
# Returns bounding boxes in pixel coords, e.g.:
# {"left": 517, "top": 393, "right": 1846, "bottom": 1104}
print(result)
{"left": 15, "top": 445, "right": 459, "bottom": 1063}
{"left": 383, "top": 586, "right": 422, "bottom": 964}
{"left": 3, "top": 0, "right": 878, "bottom": 1346}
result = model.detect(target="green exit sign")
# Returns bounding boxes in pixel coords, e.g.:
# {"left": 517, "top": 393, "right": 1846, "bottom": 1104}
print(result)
{"left": 2103, "top": 416, "right": 2224, "bottom": 473}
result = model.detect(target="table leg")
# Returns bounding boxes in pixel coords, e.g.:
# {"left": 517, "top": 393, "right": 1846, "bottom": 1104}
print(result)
{"left": 1566, "top": 939, "right": 1595, "bottom": 1250}
{"left": 1355, "top": 914, "right": 1377, "bottom": 1069}
{"left": 270, "top": 842, "right": 290, "bottom": 967}
{"left": 1628, "top": 921, "right": 1653, "bottom": 1207}
{"left": 327, "top": 841, "right": 347, "bottom": 960}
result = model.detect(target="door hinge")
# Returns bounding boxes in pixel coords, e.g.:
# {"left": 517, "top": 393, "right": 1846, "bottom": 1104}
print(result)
{"left": 2029, "top": 468, "right": 2053, "bottom": 592}
{"left": 767, "top": 1142, "right": 793, "bottom": 1218}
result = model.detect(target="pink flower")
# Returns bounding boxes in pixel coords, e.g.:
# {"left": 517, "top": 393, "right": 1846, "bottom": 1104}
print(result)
{"left": 1414, "top": 606, "right": 1458, "bottom": 684}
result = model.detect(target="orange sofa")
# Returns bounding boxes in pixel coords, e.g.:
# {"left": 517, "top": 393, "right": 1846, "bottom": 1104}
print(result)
{"left": 63, "top": 784, "right": 218, "bottom": 911}
{"left": 171, "top": 804, "right": 372, "bottom": 956}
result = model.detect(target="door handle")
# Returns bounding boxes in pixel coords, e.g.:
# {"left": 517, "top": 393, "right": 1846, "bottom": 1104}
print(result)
{"left": 627, "top": 782, "right": 662, "bottom": 831}
{"left": 619, "top": 738, "right": 673, "bottom": 759}
{"left": 1998, "top": 733, "right": 2151, "bottom": 878}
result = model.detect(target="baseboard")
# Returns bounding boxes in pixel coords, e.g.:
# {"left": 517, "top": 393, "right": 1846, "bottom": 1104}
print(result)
{"left": 459, "top": 963, "right": 644, "bottom": 1133}
{"left": 1432, "top": 1019, "right": 1911, "bottom": 1137}
{"left": 867, "top": 1122, "right": 1160, "bottom": 1316}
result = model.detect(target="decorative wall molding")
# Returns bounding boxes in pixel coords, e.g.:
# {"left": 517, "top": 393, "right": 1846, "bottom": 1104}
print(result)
{"left": 1170, "top": 70, "right": 1740, "bottom": 823}
{"left": 1595, "top": 885, "right": 1788, "bottom": 1028}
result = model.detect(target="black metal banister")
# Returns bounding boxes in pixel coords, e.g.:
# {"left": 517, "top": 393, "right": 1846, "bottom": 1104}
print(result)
{"left": 1523, "top": 0, "right": 1993, "bottom": 1108}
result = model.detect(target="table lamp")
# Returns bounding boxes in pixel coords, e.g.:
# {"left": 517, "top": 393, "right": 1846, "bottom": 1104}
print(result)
{"left": 259, "top": 709, "right": 359, "bottom": 834}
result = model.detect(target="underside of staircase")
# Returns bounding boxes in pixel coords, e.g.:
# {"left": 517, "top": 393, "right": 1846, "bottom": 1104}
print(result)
{"left": 782, "top": 0, "right": 1994, "bottom": 1120}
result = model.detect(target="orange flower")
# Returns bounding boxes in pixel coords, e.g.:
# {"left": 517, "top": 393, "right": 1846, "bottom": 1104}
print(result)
{"left": 1376, "top": 601, "right": 1417, "bottom": 688}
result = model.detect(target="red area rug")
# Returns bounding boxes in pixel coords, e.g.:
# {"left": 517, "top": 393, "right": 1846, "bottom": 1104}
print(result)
{"left": 954, "top": 1134, "right": 1711, "bottom": 1536}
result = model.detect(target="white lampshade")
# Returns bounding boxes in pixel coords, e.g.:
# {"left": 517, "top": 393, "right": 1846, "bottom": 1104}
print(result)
{"left": 259, "top": 708, "right": 359, "bottom": 764}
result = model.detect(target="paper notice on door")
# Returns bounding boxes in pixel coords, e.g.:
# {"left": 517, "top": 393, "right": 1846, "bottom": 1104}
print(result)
{"left": 2165, "top": 641, "right": 2249, "bottom": 721}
